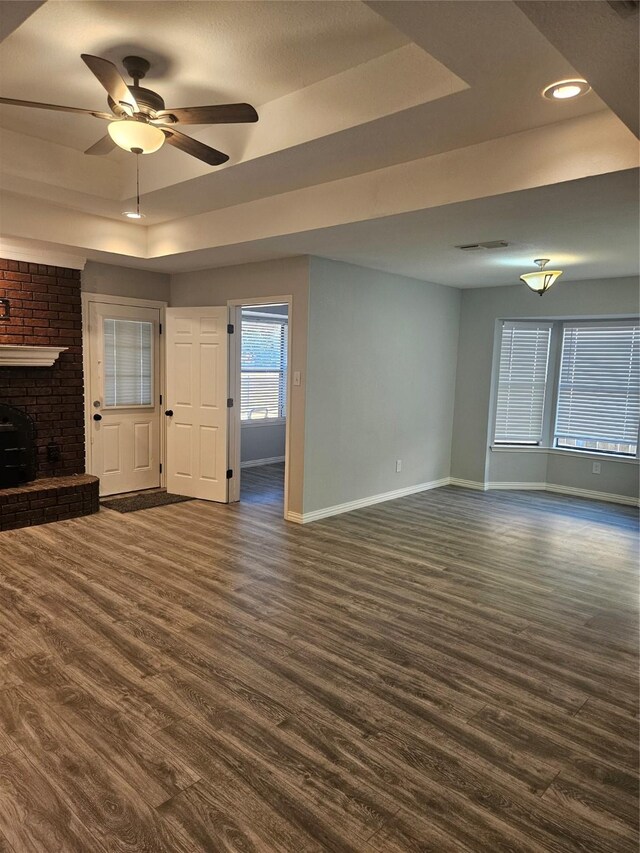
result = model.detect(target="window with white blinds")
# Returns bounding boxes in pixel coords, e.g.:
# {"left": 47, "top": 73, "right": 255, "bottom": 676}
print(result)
{"left": 555, "top": 322, "right": 640, "bottom": 456}
{"left": 241, "top": 313, "right": 288, "bottom": 421}
{"left": 103, "top": 318, "right": 153, "bottom": 407}
{"left": 494, "top": 321, "right": 552, "bottom": 444}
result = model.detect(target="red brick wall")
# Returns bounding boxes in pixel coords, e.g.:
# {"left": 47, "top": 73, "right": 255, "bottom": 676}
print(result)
{"left": 0, "top": 258, "right": 85, "bottom": 479}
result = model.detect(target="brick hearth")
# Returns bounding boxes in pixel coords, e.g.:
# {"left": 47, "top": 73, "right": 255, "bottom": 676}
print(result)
{"left": 0, "top": 474, "right": 99, "bottom": 531}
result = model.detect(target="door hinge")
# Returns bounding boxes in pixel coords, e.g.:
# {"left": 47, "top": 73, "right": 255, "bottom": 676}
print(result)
{"left": 227, "top": 398, "right": 233, "bottom": 408}
{"left": 226, "top": 469, "right": 233, "bottom": 479}
{"left": 227, "top": 323, "right": 234, "bottom": 334}
{"left": 159, "top": 323, "right": 163, "bottom": 334}
{"left": 159, "top": 463, "right": 163, "bottom": 474}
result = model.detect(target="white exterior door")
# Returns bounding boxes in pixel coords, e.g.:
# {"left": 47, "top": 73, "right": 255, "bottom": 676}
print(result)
{"left": 165, "top": 307, "right": 229, "bottom": 502}
{"left": 88, "top": 302, "right": 161, "bottom": 496}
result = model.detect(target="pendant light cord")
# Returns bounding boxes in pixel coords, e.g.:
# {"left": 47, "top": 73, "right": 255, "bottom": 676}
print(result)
{"left": 136, "top": 153, "right": 141, "bottom": 217}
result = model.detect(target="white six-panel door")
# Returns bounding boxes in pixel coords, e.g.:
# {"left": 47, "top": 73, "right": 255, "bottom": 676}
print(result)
{"left": 165, "top": 307, "right": 229, "bottom": 502}
{"left": 88, "top": 302, "right": 161, "bottom": 496}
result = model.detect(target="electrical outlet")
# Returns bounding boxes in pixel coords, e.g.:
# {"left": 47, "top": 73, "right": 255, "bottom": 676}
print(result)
{"left": 592, "top": 461, "right": 601, "bottom": 474}
{"left": 396, "top": 459, "right": 402, "bottom": 473}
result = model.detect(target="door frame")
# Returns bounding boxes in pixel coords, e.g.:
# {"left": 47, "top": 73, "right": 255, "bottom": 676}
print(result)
{"left": 82, "top": 292, "right": 168, "bottom": 489}
{"left": 227, "top": 294, "right": 293, "bottom": 519}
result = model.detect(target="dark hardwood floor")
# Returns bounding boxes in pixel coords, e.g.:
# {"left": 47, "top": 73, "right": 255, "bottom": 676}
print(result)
{"left": 0, "top": 467, "right": 637, "bottom": 852}
{"left": 240, "top": 461, "right": 285, "bottom": 507}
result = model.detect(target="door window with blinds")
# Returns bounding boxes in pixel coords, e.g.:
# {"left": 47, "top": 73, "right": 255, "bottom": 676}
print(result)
{"left": 493, "top": 318, "right": 640, "bottom": 457}
{"left": 241, "top": 311, "right": 288, "bottom": 421}
{"left": 494, "top": 322, "right": 552, "bottom": 444}
{"left": 555, "top": 322, "right": 639, "bottom": 456}
{"left": 103, "top": 318, "right": 153, "bottom": 407}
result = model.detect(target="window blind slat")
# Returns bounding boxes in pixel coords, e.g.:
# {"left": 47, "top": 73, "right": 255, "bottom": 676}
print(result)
{"left": 494, "top": 322, "right": 552, "bottom": 443}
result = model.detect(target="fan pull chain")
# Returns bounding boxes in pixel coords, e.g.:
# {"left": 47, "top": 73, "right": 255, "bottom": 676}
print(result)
{"left": 136, "top": 152, "right": 141, "bottom": 218}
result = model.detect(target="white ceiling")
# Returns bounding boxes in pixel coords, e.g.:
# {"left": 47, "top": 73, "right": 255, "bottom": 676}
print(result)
{"left": 0, "top": 0, "right": 637, "bottom": 287}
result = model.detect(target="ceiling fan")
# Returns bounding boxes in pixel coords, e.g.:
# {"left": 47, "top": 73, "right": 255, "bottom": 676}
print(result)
{"left": 0, "top": 54, "right": 259, "bottom": 166}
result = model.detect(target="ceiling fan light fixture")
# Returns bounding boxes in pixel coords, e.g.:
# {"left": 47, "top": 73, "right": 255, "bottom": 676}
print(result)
{"left": 122, "top": 210, "right": 145, "bottom": 220}
{"left": 108, "top": 118, "right": 165, "bottom": 153}
{"left": 520, "top": 259, "right": 563, "bottom": 295}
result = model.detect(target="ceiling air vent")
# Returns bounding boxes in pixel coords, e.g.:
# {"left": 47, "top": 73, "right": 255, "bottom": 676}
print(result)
{"left": 607, "top": 0, "right": 639, "bottom": 17}
{"left": 456, "top": 240, "right": 509, "bottom": 251}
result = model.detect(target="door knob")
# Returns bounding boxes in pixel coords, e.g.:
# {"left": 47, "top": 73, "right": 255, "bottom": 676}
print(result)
{"left": 93, "top": 413, "right": 102, "bottom": 421}
{"left": 164, "top": 409, "right": 174, "bottom": 417}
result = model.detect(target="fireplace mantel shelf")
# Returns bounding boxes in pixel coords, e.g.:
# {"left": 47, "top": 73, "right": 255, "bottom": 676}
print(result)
{"left": 0, "top": 345, "right": 68, "bottom": 367}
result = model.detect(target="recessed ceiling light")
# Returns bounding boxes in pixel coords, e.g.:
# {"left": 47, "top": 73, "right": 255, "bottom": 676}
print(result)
{"left": 542, "top": 79, "right": 591, "bottom": 100}
{"left": 123, "top": 211, "right": 145, "bottom": 220}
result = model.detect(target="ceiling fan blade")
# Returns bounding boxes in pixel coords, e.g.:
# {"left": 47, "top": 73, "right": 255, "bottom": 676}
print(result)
{"left": 0, "top": 97, "right": 112, "bottom": 120}
{"left": 85, "top": 135, "right": 117, "bottom": 156}
{"left": 81, "top": 54, "right": 138, "bottom": 112}
{"left": 154, "top": 103, "right": 258, "bottom": 125}
{"left": 160, "top": 127, "right": 229, "bottom": 166}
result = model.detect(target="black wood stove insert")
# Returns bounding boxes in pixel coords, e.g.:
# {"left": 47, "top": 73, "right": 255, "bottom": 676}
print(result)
{"left": 0, "top": 403, "right": 37, "bottom": 489}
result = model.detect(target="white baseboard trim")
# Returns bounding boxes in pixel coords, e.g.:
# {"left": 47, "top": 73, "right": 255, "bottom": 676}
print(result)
{"left": 286, "top": 477, "right": 451, "bottom": 524}
{"left": 485, "top": 481, "right": 547, "bottom": 491}
{"left": 241, "top": 456, "right": 285, "bottom": 469}
{"left": 451, "top": 478, "right": 638, "bottom": 507}
{"left": 544, "top": 482, "right": 639, "bottom": 507}
{"left": 449, "top": 478, "right": 486, "bottom": 491}
{"left": 286, "top": 476, "right": 639, "bottom": 524}
{"left": 285, "top": 511, "right": 305, "bottom": 524}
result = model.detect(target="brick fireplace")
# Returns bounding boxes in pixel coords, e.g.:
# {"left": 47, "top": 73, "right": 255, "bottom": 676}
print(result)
{"left": 0, "top": 258, "right": 98, "bottom": 530}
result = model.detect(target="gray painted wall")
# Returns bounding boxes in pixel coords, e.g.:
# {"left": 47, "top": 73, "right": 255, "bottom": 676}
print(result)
{"left": 545, "top": 450, "right": 637, "bottom": 499}
{"left": 241, "top": 422, "right": 286, "bottom": 464}
{"left": 451, "top": 276, "right": 639, "bottom": 498}
{"left": 303, "top": 257, "right": 461, "bottom": 514}
{"left": 82, "top": 261, "right": 170, "bottom": 302}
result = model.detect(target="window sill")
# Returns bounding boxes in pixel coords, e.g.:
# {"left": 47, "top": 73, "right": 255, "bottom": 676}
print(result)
{"left": 490, "top": 446, "right": 638, "bottom": 464}
{"left": 241, "top": 418, "right": 286, "bottom": 429}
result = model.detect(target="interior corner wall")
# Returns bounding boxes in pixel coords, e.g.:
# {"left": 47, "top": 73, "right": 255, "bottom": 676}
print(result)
{"left": 303, "top": 257, "right": 461, "bottom": 515}
{"left": 450, "top": 276, "right": 640, "bottom": 498}
{"left": 169, "top": 256, "right": 310, "bottom": 515}
{"left": 82, "top": 261, "right": 171, "bottom": 303}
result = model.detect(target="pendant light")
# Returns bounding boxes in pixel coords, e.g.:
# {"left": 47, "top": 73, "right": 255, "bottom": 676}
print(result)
{"left": 520, "top": 259, "right": 563, "bottom": 295}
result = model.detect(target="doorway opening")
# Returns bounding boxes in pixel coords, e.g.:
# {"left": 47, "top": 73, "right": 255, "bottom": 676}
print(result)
{"left": 231, "top": 302, "right": 289, "bottom": 512}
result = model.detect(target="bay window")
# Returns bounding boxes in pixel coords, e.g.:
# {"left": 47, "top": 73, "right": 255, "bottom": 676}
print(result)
{"left": 493, "top": 319, "right": 639, "bottom": 457}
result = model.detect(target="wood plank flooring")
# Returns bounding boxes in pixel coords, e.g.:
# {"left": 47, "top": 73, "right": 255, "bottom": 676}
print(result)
{"left": 0, "top": 463, "right": 637, "bottom": 851}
